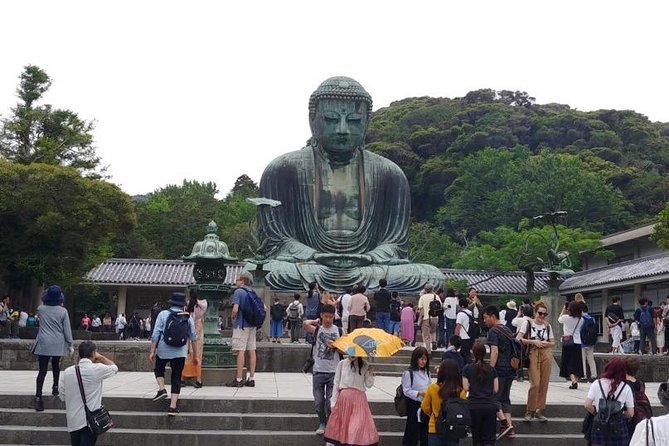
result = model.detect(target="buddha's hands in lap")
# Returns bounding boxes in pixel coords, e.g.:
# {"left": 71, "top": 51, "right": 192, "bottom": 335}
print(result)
{"left": 313, "top": 253, "right": 373, "bottom": 268}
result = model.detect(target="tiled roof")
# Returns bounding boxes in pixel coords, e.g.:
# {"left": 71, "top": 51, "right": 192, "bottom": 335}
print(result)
{"left": 560, "top": 253, "right": 669, "bottom": 292}
{"left": 440, "top": 268, "right": 550, "bottom": 295}
{"left": 85, "top": 258, "right": 246, "bottom": 287}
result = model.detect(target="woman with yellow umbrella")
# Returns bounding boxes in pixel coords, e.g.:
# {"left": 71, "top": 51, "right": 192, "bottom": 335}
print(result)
{"left": 324, "top": 328, "right": 403, "bottom": 446}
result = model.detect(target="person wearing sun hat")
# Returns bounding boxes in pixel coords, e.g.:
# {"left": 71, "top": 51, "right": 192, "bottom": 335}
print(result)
{"left": 31, "top": 285, "right": 74, "bottom": 412}
{"left": 149, "top": 291, "right": 198, "bottom": 416}
{"left": 629, "top": 381, "right": 669, "bottom": 445}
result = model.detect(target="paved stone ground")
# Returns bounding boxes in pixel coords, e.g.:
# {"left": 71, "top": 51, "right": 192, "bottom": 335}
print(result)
{"left": 0, "top": 370, "right": 665, "bottom": 407}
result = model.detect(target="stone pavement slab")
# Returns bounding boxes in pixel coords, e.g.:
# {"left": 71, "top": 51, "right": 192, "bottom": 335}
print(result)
{"left": 0, "top": 370, "right": 665, "bottom": 407}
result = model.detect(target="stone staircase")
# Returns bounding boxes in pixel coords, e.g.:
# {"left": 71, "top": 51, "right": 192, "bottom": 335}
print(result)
{"left": 0, "top": 394, "right": 592, "bottom": 445}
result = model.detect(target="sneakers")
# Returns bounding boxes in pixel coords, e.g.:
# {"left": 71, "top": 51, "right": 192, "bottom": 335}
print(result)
{"left": 225, "top": 379, "right": 245, "bottom": 387}
{"left": 496, "top": 423, "right": 513, "bottom": 440}
{"left": 507, "top": 427, "right": 517, "bottom": 438}
{"left": 534, "top": 411, "right": 548, "bottom": 422}
{"left": 193, "top": 381, "right": 203, "bottom": 389}
{"left": 315, "top": 423, "right": 326, "bottom": 435}
{"left": 244, "top": 379, "right": 255, "bottom": 387}
{"left": 167, "top": 407, "right": 179, "bottom": 416}
{"left": 51, "top": 386, "right": 59, "bottom": 396}
{"left": 569, "top": 382, "right": 578, "bottom": 390}
{"left": 152, "top": 389, "right": 168, "bottom": 401}
{"left": 523, "top": 412, "right": 534, "bottom": 422}
{"left": 34, "top": 397, "right": 44, "bottom": 412}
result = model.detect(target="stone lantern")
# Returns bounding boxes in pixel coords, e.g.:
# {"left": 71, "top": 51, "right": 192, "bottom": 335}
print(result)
{"left": 183, "top": 220, "right": 239, "bottom": 376}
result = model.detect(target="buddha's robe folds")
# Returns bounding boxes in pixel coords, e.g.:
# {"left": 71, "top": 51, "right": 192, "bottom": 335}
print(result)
{"left": 255, "top": 144, "right": 444, "bottom": 293}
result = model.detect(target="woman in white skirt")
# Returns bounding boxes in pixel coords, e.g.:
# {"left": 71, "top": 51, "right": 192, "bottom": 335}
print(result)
{"left": 657, "top": 317, "right": 665, "bottom": 355}
{"left": 324, "top": 356, "right": 378, "bottom": 446}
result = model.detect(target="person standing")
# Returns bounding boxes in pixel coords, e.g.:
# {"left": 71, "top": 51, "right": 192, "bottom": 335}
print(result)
{"left": 463, "top": 341, "right": 499, "bottom": 446}
{"left": 580, "top": 304, "right": 598, "bottom": 383}
{"left": 304, "top": 282, "right": 321, "bottom": 344}
{"left": 389, "top": 291, "right": 402, "bottom": 337}
{"left": 149, "top": 292, "right": 198, "bottom": 415}
{"left": 420, "top": 358, "right": 463, "bottom": 446}
{"left": 417, "top": 284, "right": 440, "bottom": 354}
{"left": 455, "top": 297, "right": 473, "bottom": 364}
{"left": 101, "top": 313, "right": 113, "bottom": 333}
{"left": 443, "top": 288, "right": 458, "bottom": 342}
{"left": 0, "top": 294, "right": 19, "bottom": 339}
{"left": 584, "top": 357, "right": 634, "bottom": 445}
{"left": 606, "top": 296, "right": 624, "bottom": 353}
{"left": 226, "top": 271, "right": 263, "bottom": 387}
{"left": 337, "top": 289, "right": 353, "bottom": 334}
{"left": 483, "top": 306, "right": 517, "bottom": 440}
{"left": 80, "top": 313, "right": 91, "bottom": 331}
{"left": 324, "top": 356, "right": 378, "bottom": 446}
{"left": 635, "top": 298, "right": 657, "bottom": 355}
{"left": 182, "top": 290, "right": 207, "bottom": 388}
{"left": 663, "top": 297, "right": 669, "bottom": 355}
{"left": 402, "top": 347, "right": 430, "bottom": 446}
{"left": 629, "top": 380, "right": 669, "bottom": 445}
{"left": 17, "top": 307, "right": 29, "bottom": 329}
{"left": 373, "top": 278, "right": 392, "bottom": 333}
{"left": 269, "top": 297, "right": 286, "bottom": 343}
{"left": 559, "top": 301, "right": 584, "bottom": 389}
{"left": 303, "top": 305, "right": 341, "bottom": 436}
{"left": 516, "top": 301, "right": 554, "bottom": 421}
{"left": 400, "top": 303, "right": 416, "bottom": 346}
{"left": 286, "top": 294, "right": 304, "bottom": 343}
{"left": 115, "top": 313, "right": 127, "bottom": 340}
{"left": 436, "top": 288, "right": 446, "bottom": 348}
{"left": 32, "top": 285, "right": 74, "bottom": 412}
{"left": 347, "top": 285, "right": 370, "bottom": 332}
{"left": 58, "top": 341, "right": 118, "bottom": 446}
{"left": 90, "top": 314, "right": 101, "bottom": 333}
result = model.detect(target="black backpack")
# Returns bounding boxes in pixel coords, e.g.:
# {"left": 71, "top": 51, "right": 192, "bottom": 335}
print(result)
{"left": 437, "top": 396, "right": 471, "bottom": 439}
{"left": 581, "top": 314, "right": 599, "bottom": 346}
{"left": 394, "top": 369, "right": 414, "bottom": 417}
{"left": 462, "top": 311, "right": 481, "bottom": 339}
{"left": 428, "top": 295, "right": 442, "bottom": 317}
{"left": 390, "top": 300, "right": 401, "bottom": 322}
{"left": 162, "top": 310, "right": 190, "bottom": 347}
{"left": 592, "top": 381, "right": 626, "bottom": 438}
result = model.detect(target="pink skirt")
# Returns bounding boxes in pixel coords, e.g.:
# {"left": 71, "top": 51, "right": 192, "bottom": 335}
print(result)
{"left": 324, "top": 388, "right": 379, "bottom": 446}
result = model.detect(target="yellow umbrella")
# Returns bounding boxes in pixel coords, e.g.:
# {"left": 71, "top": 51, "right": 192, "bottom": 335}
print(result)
{"left": 332, "top": 328, "right": 404, "bottom": 358}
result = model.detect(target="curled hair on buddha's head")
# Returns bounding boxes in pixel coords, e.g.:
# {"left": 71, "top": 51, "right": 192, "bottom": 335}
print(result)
{"left": 308, "top": 76, "right": 373, "bottom": 122}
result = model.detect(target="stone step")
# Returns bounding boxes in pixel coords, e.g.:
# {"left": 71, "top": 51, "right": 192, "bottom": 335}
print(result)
{"left": 1, "top": 394, "right": 653, "bottom": 419}
{"left": 0, "top": 425, "right": 585, "bottom": 446}
{"left": 0, "top": 408, "right": 585, "bottom": 434}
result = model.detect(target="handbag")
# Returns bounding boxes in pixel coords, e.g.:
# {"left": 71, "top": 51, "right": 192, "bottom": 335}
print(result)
{"left": 75, "top": 365, "right": 113, "bottom": 435}
{"left": 562, "top": 317, "right": 581, "bottom": 347}
{"left": 394, "top": 370, "right": 414, "bottom": 417}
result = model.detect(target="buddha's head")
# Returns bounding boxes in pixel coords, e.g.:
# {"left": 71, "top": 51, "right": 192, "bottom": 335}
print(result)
{"left": 309, "top": 77, "right": 372, "bottom": 162}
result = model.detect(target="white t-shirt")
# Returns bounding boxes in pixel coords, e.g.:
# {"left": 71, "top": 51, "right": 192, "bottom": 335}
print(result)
{"left": 558, "top": 314, "right": 583, "bottom": 344}
{"left": 338, "top": 293, "right": 352, "bottom": 319}
{"left": 456, "top": 309, "right": 472, "bottom": 340}
{"left": 18, "top": 311, "right": 28, "bottom": 328}
{"left": 630, "top": 414, "right": 669, "bottom": 446}
{"left": 518, "top": 320, "right": 554, "bottom": 341}
{"left": 443, "top": 297, "right": 458, "bottom": 320}
{"left": 418, "top": 293, "right": 440, "bottom": 318}
{"left": 586, "top": 378, "right": 634, "bottom": 415}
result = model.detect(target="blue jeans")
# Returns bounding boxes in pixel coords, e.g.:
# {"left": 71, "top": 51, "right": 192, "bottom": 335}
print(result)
{"left": 376, "top": 312, "right": 391, "bottom": 333}
{"left": 270, "top": 319, "right": 283, "bottom": 338}
{"left": 388, "top": 320, "right": 401, "bottom": 335}
{"left": 427, "top": 433, "right": 458, "bottom": 446}
{"left": 312, "top": 372, "right": 335, "bottom": 425}
{"left": 444, "top": 318, "right": 456, "bottom": 342}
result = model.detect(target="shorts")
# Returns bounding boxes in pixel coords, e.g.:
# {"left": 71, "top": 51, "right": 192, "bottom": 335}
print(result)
{"left": 231, "top": 327, "right": 257, "bottom": 351}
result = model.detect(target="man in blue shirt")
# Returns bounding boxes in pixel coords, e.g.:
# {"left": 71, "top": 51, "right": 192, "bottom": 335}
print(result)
{"left": 226, "top": 271, "right": 263, "bottom": 387}
{"left": 149, "top": 292, "right": 197, "bottom": 415}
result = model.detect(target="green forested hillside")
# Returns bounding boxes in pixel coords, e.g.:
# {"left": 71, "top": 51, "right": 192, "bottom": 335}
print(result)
{"left": 367, "top": 90, "right": 669, "bottom": 235}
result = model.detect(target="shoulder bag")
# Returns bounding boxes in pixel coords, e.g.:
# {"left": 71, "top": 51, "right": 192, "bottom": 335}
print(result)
{"left": 562, "top": 317, "right": 580, "bottom": 347}
{"left": 75, "top": 365, "right": 113, "bottom": 435}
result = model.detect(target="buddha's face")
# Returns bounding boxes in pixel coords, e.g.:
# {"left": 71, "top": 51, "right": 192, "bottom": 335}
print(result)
{"left": 311, "top": 99, "right": 368, "bottom": 156}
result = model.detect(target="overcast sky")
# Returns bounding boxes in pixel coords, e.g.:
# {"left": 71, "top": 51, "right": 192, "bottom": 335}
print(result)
{"left": 1, "top": 1, "right": 667, "bottom": 197}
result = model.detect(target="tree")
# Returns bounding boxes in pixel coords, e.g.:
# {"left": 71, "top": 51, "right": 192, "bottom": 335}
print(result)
{"left": 454, "top": 223, "right": 609, "bottom": 272}
{"left": 652, "top": 203, "right": 669, "bottom": 250}
{"left": 0, "top": 161, "right": 136, "bottom": 293}
{"left": 216, "top": 175, "right": 259, "bottom": 259}
{"left": 0, "top": 66, "right": 100, "bottom": 175}
{"left": 135, "top": 181, "right": 220, "bottom": 258}
{"left": 407, "top": 221, "right": 460, "bottom": 267}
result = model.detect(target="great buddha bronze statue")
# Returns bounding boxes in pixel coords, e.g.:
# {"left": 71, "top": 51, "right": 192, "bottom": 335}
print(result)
{"left": 254, "top": 76, "right": 444, "bottom": 292}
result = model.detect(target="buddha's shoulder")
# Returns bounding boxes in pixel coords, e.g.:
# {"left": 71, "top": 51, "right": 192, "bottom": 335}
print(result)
{"left": 362, "top": 149, "right": 407, "bottom": 176}
{"left": 264, "top": 146, "right": 312, "bottom": 170}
